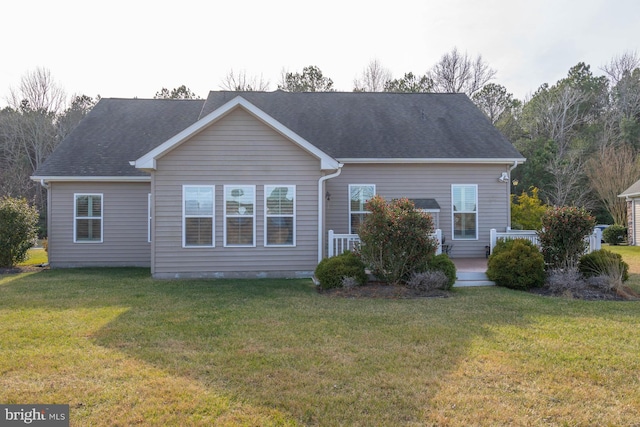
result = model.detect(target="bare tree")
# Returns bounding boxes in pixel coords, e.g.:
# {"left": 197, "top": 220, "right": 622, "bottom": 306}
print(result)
{"left": 353, "top": 59, "right": 392, "bottom": 92}
{"left": 427, "top": 47, "right": 497, "bottom": 96}
{"left": 2, "top": 68, "right": 70, "bottom": 223}
{"left": 602, "top": 51, "right": 640, "bottom": 86}
{"left": 586, "top": 143, "right": 640, "bottom": 225}
{"left": 8, "top": 67, "right": 66, "bottom": 114}
{"left": 544, "top": 151, "right": 593, "bottom": 208}
{"left": 219, "top": 69, "right": 270, "bottom": 91}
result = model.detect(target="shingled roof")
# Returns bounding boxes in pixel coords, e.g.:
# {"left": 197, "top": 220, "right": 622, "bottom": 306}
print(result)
{"left": 34, "top": 91, "right": 523, "bottom": 178}
{"left": 200, "top": 91, "right": 523, "bottom": 160}
{"left": 34, "top": 98, "right": 205, "bottom": 177}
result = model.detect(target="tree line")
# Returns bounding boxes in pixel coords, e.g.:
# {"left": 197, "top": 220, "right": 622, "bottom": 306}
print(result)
{"left": 2, "top": 48, "right": 640, "bottom": 235}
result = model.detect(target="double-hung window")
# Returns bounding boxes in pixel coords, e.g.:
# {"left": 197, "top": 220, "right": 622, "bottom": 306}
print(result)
{"left": 265, "top": 185, "right": 295, "bottom": 246}
{"left": 74, "top": 194, "right": 103, "bottom": 243}
{"left": 349, "top": 184, "right": 375, "bottom": 234}
{"left": 224, "top": 185, "right": 256, "bottom": 247}
{"left": 452, "top": 184, "right": 478, "bottom": 239}
{"left": 183, "top": 186, "right": 214, "bottom": 247}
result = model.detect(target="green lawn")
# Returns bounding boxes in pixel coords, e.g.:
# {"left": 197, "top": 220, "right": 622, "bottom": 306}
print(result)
{"left": 1, "top": 264, "right": 639, "bottom": 426}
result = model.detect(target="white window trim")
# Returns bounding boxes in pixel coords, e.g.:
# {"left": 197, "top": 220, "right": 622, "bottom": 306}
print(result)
{"left": 264, "top": 185, "right": 296, "bottom": 247}
{"left": 148, "top": 193, "right": 152, "bottom": 243}
{"left": 349, "top": 184, "right": 376, "bottom": 234}
{"left": 224, "top": 185, "right": 256, "bottom": 247}
{"left": 73, "top": 193, "right": 104, "bottom": 243}
{"left": 451, "top": 184, "right": 478, "bottom": 240}
{"left": 182, "top": 185, "right": 215, "bottom": 248}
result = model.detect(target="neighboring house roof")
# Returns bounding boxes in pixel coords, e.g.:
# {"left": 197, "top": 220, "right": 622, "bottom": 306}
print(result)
{"left": 34, "top": 91, "right": 524, "bottom": 179}
{"left": 34, "top": 98, "right": 205, "bottom": 178}
{"left": 619, "top": 179, "right": 640, "bottom": 198}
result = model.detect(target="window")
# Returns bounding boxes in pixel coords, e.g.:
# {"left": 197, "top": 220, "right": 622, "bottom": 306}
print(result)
{"left": 349, "top": 184, "right": 375, "bottom": 234}
{"left": 183, "top": 186, "right": 214, "bottom": 247}
{"left": 74, "top": 194, "right": 103, "bottom": 243}
{"left": 148, "top": 193, "right": 152, "bottom": 243}
{"left": 452, "top": 184, "right": 478, "bottom": 239}
{"left": 265, "top": 185, "right": 295, "bottom": 246}
{"left": 224, "top": 185, "right": 255, "bottom": 247}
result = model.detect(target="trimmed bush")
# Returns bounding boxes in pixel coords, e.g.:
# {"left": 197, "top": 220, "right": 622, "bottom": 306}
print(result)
{"left": 426, "top": 254, "right": 457, "bottom": 290}
{"left": 356, "top": 196, "right": 437, "bottom": 285}
{"left": 0, "top": 197, "right": 39, "bottom": 268}
{"left": 579, "top": 249, "right": 629, "bottom": 282}
{"left": 602, "top": 225, "right": 626, "bottom": 245}
{"left": 538, "top": 206, "right": 596, "bottom": 269}
{"left": 487, "top": 238, "right": 545, "bottom": 290}
{"left": 315, "top": 251, "right": 368, "bottom": 290}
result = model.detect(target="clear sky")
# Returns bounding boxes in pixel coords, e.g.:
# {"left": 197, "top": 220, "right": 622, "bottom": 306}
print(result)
{"left": 1, "top": 0, "right": 639, "bottom": 106}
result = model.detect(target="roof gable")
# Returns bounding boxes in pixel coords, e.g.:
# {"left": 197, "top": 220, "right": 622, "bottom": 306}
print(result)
{"left": 134, "top": 96, "right": 340, "bottom": 171}
{"left": 200, "top": 91, "right": 525, "bottom": 162}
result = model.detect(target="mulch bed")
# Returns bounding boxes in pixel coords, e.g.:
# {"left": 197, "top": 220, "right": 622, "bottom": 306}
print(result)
{"left": 0, "top": 265, "right": 48, "bottom": 275}
{"left": 318, "top": 282, "right": 452, "bottom": 299}
{"left": 529, "top": 285, "right": 639, "bottom": 301}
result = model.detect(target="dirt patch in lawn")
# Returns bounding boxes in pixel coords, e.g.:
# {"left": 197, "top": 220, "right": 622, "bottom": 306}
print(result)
{"left": 318, "top": 282, "right": 452, "bottom": 299}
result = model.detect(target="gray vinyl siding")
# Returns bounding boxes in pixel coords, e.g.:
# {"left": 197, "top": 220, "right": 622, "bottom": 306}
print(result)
{"left": 48, "top": 182, "right": 151, "bottom": 267}
{"left": 152, "top": 107, "right": 321, "bottom": 278}
{"left": 325, "top": 163, "right": 512, "bottom": 258}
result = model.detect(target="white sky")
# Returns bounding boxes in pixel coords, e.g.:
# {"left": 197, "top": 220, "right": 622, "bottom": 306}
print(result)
{"left": 1, "top": 0, "right": 639, "bottom": 106}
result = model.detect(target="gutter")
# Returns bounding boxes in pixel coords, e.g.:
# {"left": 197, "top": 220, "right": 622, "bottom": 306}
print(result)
{"left": 317, "top": 164, "right": 343, "bottom": 263}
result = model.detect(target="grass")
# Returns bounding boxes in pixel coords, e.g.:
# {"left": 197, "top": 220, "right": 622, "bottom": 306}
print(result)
{"left": 1, "top": 265, "right": 639, "bottom": 426}
{"left": 17, "top": 248, "right": 48, "bottom": 266}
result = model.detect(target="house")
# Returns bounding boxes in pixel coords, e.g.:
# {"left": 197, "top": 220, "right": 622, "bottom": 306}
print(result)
{"left": 32, "top": 91, "right": 525, "bottom": 278}
{"left": 620, "top": 179, "right": 640, "bottom": 245}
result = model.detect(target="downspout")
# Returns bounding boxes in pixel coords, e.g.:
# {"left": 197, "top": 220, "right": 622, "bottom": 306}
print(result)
{"left": 318, "top": 164, "right": 344, "bottom": 263}
{"left": 40, "top": 179, "right": 51, "bottom": 264}
{"left": 507, "top": 161, "right": 520, "bottom": 230}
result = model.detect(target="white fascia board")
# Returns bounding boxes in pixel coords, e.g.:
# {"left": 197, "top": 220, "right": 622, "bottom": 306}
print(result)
{"left": 31, "top": 176, "right": 151, "bottom": 182}
{"left": 338, "top": 157, "right": 526, "bottom": 164}
{"left": 619, "top": 192, "right": 640, "bottom": 199}
{"left": 134, "top": 96, "right": 340, "bottom": 171}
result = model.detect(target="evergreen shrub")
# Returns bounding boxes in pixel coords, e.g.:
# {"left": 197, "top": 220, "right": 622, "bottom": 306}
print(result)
{"left": 315, "top": 251, "right": 368, "bottom": 290}
{"left": 487, "top": 238, "right": 545, "bottom": 290}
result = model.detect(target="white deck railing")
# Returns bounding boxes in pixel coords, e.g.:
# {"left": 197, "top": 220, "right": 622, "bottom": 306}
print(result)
{"left": 489, "top": 228, "right": 602, "bottom": 254}
{"left": 327, "top": 229, "right": 443, "bottom": 258}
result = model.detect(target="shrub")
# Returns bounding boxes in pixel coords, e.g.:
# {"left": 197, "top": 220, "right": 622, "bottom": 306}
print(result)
{"left": 538, "top": 206, "right": 596, "bottom": 269}
{"left": 546, "top": 267, "right": 586, "bottom": 296}
{"left": 578, "top": 249, "right": 629, "bottom": 282}
{"left": 487, "top": 238, "right": 545, "bottom": 290}
{"left": 356, "top": 196, "right": 438, "bottom": 285}
{"left": 406, "top": 270, "right": 449, "bottom": 292}
{"left": 511, "top": 187, "right": 547, "bottom": 230}
{"left": 315, "top": 251, "right": 368, "bottom": 290}
{"left": 0, "top": 197, "right": 39, "bottom": 268}
{"left": 602, "top": 225, "right": 626, "bottom": 245}
{"left": 426, "top": 254, "right": 457, "bottom": 290}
